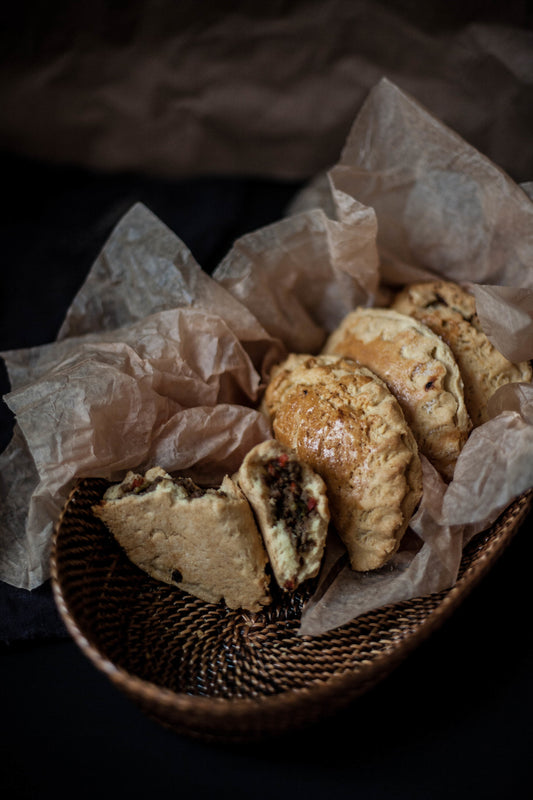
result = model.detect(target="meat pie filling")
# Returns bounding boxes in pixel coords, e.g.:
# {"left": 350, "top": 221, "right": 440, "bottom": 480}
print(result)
{"left": 263, "top": 453, "right": 318, "bottom": 553}
{"left": 120, "top": 473, "right": 221, "bottom": 499}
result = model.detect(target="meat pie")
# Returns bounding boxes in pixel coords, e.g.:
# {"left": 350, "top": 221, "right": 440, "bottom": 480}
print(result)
{"left": 236, "top": 440, "right": 330, "bottom": 591}
{"left": 93, "top": 466, "right": 271, "bottom": 612}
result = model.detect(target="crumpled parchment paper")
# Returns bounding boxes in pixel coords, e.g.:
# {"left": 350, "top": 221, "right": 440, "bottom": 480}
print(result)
{"left": 1, "top": 181, "right": 377, "bottom": 590}
{"left": 1, "top": 79, "right": 532, "bottom": 638}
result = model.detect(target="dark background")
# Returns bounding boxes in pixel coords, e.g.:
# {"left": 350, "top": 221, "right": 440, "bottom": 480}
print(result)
{"left": 1, "top": 3, "right": 533, "bottom": 798}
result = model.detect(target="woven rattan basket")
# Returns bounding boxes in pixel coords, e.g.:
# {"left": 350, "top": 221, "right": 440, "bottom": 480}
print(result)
{"left": 51, "top": 478, "right": 532, "bottom": 742}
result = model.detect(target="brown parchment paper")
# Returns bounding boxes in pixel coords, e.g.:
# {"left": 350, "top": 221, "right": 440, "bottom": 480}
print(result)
{"left": 1, "top": 80, "right": 532, "bottom": 639}
{"left": 293, "top": 80, "right": 533, "bottom": 635}
{"left": 0, "top": 182, "right": 378, "bottom": 590}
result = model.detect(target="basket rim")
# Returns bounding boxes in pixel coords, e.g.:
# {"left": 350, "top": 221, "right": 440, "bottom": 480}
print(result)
{"left": 50, "top": 481, "right": 533, "bottom": 722}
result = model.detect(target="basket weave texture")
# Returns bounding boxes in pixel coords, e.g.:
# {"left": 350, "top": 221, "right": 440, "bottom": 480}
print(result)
{"left": 51, "top": 478, "right": 532, "bottom": 741}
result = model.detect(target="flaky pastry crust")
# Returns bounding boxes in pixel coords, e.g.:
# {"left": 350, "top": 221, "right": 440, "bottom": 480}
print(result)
{"left": 322, "top": 307, "right": 471, "bottom": 480}
{"left": 391, "top": 280, "right": 532, "bottom": 426}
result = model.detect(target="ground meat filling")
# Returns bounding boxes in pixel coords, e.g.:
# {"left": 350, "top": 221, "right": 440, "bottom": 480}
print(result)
{"left": 263, "top": 453, "right": 317, "bottom": 555}
{"left": 122, "top": 473, "right": 213, "bottom": 499}
{"left": 173, "top": 476, "right": 209, "bottom": 499}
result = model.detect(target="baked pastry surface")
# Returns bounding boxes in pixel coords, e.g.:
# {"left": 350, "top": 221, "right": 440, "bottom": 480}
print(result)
{"left": 391, "top": 280, "right": 533, "bottom": 426}
{"left": 322, "top": 307, "right": 471, "bottom": 480}
{"left": 93, "top": 467, "right": 271, "bottom": 612}
{"left": 235, "top": 439, "right": 330, "bottom": 591}
{"left": 263, "top": 354, "right": 423, "bottom": 571}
